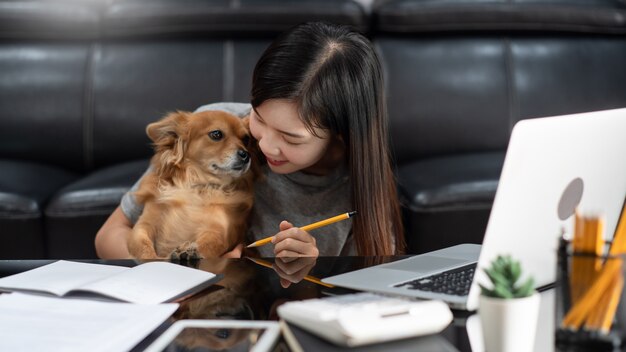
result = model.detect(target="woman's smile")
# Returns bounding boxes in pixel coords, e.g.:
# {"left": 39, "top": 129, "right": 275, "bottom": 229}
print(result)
{"left": 266, "top": 156, "right": 288, "bottom": 166}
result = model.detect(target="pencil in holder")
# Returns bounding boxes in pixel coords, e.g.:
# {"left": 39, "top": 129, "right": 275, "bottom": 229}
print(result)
{"left": 555, "top": 236, "right": 626, "bottom": 349}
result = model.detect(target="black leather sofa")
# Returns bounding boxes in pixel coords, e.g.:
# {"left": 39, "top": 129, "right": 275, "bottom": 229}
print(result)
{"left": 1, "top": 0, "right": 625, "bottom": 259}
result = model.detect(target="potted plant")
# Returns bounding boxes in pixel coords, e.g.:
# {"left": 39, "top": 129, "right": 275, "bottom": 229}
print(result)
{"left": 479, "top": 255, "right": 540, "bottom": 352}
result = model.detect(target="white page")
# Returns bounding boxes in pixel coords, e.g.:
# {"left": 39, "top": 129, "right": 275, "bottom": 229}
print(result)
{"left": 0, "top": 260, "right": 128, "bottom": 296}
{"left": 0, "top": 293, "right": 178, "bottom": 352}
{"left": 76, "top": 261, "right": 217, "bottom": 304}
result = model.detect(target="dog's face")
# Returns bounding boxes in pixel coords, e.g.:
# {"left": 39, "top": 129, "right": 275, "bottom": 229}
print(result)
{"left": 146, "top": 110, "right": 253, "bottom": 179}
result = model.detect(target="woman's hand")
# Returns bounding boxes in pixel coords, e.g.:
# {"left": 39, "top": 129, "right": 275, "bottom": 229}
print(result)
{"left": 273, "top": 256, "right": 317, "bottom": 288}
{"left": 272, "top": 221, "right": 319, "bottom": 260}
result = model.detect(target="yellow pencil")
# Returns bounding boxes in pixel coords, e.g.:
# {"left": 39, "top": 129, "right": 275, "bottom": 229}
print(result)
{"left": 562, "top": 258, "right": 622, "bottom": 329}
{"left": 599, "top": 273, "right": 624, "bottom": 335}
{"left": 584, "top": 274, "right": 613, "bottom": 331}
{"left": 584, "top": 270, "right": 622, "bottom": 332}
{"left": 246, "top": 257, "right": 335, "bottom": 288}
{"left": 246, "top": 211, "right": 357, "bottom": 248}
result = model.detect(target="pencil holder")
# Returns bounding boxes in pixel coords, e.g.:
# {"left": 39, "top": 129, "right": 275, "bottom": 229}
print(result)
{"left": 555, "top": 236, "right": 626, "bottom": 349}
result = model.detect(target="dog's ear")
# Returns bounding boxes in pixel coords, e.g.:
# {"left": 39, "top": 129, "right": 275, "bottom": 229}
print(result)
{"left": 146, "top": 111, "right": 189, "bottom": 167}
{"left": 146, "top": 111, "right": 188, "bottom": 144}
{"left": 240, "top": 116, "right": 263, "bottom": 181}
{"left": 241, "top": 115, "right": 250, "bottom": 130}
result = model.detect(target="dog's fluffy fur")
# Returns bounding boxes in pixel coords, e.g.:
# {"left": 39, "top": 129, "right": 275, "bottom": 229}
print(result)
{"left": 127, "top": 110, "right": 256, "bottom": 259}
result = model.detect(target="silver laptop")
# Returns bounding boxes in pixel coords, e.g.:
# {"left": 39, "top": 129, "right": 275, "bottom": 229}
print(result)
{"left": 323, "top": 108, "right": 626, "bottom": 311}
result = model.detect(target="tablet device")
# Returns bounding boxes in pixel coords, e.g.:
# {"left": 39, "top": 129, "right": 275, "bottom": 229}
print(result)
{"left": 143, "top": 320, "right": 281, "bottom": 352}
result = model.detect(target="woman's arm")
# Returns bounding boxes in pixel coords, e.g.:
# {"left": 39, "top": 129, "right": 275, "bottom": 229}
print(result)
{"left": 94, "top": 206, "right": 132, "bottom": 259}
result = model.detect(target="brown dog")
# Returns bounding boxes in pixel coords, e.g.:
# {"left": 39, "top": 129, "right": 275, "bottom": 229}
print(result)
{"left": 127, "top": 110, "right": 256, "bottom": 260}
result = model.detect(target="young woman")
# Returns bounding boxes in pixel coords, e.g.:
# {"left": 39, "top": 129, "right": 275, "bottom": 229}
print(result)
{"left": 95, "top": 21, "right": 405, "bottom": 259}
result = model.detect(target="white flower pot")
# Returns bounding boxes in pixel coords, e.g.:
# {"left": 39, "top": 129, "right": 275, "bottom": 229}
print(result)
{"left": 479, "top": 292, "right": 541, "bottom": 352}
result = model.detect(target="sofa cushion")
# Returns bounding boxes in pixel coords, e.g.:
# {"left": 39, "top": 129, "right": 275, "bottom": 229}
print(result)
{"left": 45, "top": 159, "right": 149, "bottom": 258}
{"left": 45, "top": 159, "right": 149, "bottom": 218}
{"left": 0, "top": 159, "right": 78, "bottom": 217}
{"left": 397, "top": 151, "right": 505, "bottom": 211}
{"left": 0, "top": 159, "right": 77, "bottom": 259}
{"left": 397, "top": 152, "right": 504, "bottom": 254}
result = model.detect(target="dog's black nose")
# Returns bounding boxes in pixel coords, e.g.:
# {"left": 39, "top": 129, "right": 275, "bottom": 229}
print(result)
{"left": 237, "top": 149, "right": 250, "bottom": 163}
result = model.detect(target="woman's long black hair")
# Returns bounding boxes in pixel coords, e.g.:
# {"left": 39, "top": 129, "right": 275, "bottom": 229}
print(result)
{"left": 251, "top": 22, "right": 405, "bottom": 255}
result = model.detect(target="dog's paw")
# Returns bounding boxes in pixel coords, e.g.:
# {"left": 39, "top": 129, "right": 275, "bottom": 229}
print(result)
{"left": 170, "top": 242, "right": 204, "bottom": 266}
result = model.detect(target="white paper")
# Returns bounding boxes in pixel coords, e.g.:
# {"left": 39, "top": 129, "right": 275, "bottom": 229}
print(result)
{"left": 0, "top": 293, "right": 178, "bottom": 352}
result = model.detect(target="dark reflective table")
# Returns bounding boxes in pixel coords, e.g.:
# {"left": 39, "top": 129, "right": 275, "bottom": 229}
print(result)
{"left": 0, "top": 257, "right": 562, "bottom": 351}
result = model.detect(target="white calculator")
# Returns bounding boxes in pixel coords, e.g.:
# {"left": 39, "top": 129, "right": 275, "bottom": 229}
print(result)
{"left": 277, "top": 292, "right": 453, "bottom": 347}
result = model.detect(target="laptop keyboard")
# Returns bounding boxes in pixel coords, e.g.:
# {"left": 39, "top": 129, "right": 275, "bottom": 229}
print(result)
{"left": 393, "top": 263, "right": 477, "bottom": 296}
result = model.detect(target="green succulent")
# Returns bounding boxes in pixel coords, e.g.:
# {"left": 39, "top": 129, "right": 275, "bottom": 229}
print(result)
{"left": 479, "top": 255, "right": 535, "bottom": 299}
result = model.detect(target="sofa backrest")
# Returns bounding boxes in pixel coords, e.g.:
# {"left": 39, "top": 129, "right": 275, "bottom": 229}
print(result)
{"left": 373, "top": 0, "right": 626, "bottom": 165}
{"left": 0, "top": 0, "right": 367, "bottom": 173}
{"left": 0, "top": 1, "right": 100, "bottom": 173}
{"left": 3, "top": 0, "right": 625, "bottom": 172}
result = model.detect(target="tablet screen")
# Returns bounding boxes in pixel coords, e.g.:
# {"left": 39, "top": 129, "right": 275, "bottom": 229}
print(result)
{"left": 157, "top": 326, "right": 270, "bottom": 352}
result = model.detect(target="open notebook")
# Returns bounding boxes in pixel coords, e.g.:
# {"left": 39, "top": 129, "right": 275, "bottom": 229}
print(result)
{"left": 0, "top": 260, "right": 222, "bottom": 304}
{"left": 324, "top": 107, "right": 626, "bottom": 311}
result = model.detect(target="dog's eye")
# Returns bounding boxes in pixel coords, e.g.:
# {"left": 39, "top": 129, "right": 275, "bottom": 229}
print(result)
{"left": 208, "top": 130, "right": 223, "bottom": 141}
{"left": 242, "top": 135, "right": 251, "bottom": 146}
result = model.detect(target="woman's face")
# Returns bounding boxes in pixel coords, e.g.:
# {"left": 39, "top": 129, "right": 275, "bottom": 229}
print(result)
{"left": 249, "top": 99, "right": 340, "bottom": 175}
